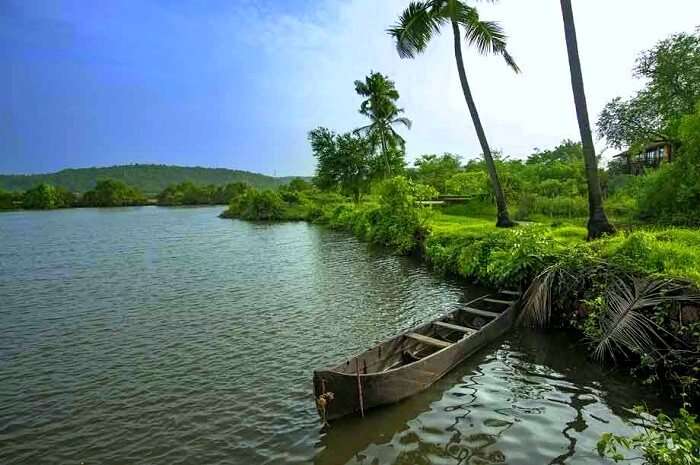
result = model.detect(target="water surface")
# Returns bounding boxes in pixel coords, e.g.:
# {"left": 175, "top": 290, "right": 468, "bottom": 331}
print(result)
{"left": 0, "top": 207, "right": 664, "bottom": 464}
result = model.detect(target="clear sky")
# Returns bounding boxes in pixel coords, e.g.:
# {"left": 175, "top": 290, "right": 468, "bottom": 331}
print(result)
{"left": 2, "top": 0, "right": 698, "bottom": 176}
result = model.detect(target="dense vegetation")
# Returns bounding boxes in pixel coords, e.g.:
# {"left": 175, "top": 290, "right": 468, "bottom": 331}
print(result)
{"left": 0, "top": 177, "right": 306, "bottom": 210}
{"left": 156, "top": 181, "right": 252, "bottom": 206}
{"left": 0, "top": 164, "right": 303, "bottom": 194}
{"left": 1, "top": 180, "right": 148, "bottom": 209}
{"left": 220, "top": 27, "right": 700, "bottom": 438}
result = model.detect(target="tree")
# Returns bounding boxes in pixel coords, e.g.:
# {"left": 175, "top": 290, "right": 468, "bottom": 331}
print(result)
{"left": 598, "top": 30, "right": 700, "bottom": 152}
{"left": 309, "top": 127, "right": 372, "bottom": 201}
{"left": 0, "top": 189, "right": 16, "bottom": 209}
{"left": 353, "top": 72, "right": 412, "bottom": 177}
{"left": 559, "top": 0, "right": 615, "bottom": 239}
{"left": 81, "top": 179, "right": 146, "bottom": 207}
{"left": 388, "top": 0, "right": 518, "bottom": 227}
{"left": 22, "top": 183, "right": 59, "bottom": 209}
{"left": 412, "top": 153, "right": 462, "bottom": 193}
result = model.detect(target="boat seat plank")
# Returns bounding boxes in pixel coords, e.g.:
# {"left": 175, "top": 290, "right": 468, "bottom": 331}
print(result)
{"left": 499, "top": 290, "right": 521, "bottom": 296}
{"left": 406, "top": 332, "right": 451, "bottom": 349}
{"left": 482, "top": 298, "right": 516, "bottom": 306}
{"left": 434, "top": 321, "right": 475, "bottom": 334}
{"left": 464, "top": 307, "right": 499, "bottom": 318}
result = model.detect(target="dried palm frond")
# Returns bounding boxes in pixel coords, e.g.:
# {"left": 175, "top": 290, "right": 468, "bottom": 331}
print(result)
{"left": 518, "top": 262, "right": 579, "bottom": 328}
{"left": 592, "top": 277, "right": 693, "bottom": 363}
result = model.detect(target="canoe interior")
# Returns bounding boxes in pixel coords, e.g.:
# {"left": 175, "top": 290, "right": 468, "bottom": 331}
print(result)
{"left": 328, "top": 299, "right": 505, "bottom": 375}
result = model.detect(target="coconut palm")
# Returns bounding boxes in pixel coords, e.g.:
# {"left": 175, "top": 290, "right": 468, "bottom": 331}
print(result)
{"left": 354, "top": 72, "right": 412, "bottom": 177}
{"left": 559, "top": 0, "right": 615, "bottom": 239}
{"left": 388, "top": 0, "right": 518, "bottom": 227}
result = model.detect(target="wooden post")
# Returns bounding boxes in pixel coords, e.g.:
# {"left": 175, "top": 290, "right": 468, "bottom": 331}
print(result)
{"left": 355, "top": 358, "right": 365, "bottom": 418}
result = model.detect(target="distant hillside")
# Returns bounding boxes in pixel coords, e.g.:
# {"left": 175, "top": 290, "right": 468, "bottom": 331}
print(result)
{"left": 0, "top": 164, "right": 308, "bottom": 194}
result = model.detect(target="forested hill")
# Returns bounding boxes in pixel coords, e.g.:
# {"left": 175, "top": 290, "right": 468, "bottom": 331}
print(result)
{"left": 0, "top": 164, "right": 306, "bottom": 194}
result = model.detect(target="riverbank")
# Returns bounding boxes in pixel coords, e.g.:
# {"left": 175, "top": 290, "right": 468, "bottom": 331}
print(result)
{"left": 220, "top": 179, "right": 700, "bottom": 408}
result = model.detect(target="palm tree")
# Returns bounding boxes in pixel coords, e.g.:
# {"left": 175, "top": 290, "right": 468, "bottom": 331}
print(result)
{"left": 388, "top": 0, "right": 518, "bottom": 227}
{"left": 354, "top": 72, "right": 412, "bottom": 177}
{"left": 559, "top": 0, "right": 615, "bottom": 239}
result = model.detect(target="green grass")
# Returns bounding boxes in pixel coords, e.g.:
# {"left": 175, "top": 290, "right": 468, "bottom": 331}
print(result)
{"left": 430, "top": 207, "right": 700, "bottom": 286}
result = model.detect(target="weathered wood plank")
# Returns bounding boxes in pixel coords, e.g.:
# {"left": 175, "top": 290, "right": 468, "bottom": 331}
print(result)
{"left": 482, "top": 298, "right": 516, "bottom": 306}
{"left": 464, "top": 307, "right": 500, "bottom": 318}
{"left": 406, "top": 332, "right": 451, "bottom": 349}
{"left": 434, "top": 321, "right": 474, "bottom": 334}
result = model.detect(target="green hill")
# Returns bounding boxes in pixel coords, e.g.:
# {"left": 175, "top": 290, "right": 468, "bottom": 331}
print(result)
{"left": 0, "top": 164, "right": 307, "bottom": 194}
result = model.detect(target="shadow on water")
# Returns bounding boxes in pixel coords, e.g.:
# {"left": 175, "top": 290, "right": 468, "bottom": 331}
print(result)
{"left": 314, "top": 329, "right": 672, "bottom": 465}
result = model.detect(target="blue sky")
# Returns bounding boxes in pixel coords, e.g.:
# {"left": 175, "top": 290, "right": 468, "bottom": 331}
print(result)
{"left": 2, "top": 0, "right": 699, "bottom": 176}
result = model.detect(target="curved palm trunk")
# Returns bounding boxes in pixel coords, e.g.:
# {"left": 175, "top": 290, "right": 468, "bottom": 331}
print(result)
{"left": 451, "top": 21, "right": 514, "bottom": 228}
{"left": 560, "top": 0, "right": 615, "bottom": 240}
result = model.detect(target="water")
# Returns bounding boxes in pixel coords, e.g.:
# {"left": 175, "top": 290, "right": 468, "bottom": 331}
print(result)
{"left": 0, "top": 207, "right": 666, "bottom": 465}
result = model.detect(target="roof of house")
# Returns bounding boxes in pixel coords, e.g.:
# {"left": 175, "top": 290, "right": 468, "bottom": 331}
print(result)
{"left": 613, "top": 140, "right": 669, "bottom": 158}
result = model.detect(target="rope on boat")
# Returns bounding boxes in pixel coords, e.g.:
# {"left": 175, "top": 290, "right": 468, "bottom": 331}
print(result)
{"left": 355, "top": 358, "right": 365, "bottom": 418}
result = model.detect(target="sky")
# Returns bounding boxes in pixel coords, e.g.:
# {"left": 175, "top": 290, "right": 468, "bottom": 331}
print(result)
{"left": 1, "top": 0, "right": 699, "bottom": 176}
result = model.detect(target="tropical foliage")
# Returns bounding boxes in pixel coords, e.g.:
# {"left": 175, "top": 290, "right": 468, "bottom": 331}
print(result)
{"left": 598, "top": 30, "right": 700, "bottom": 153}
{"left": 353, "top": 72, "right": 411, "bottom": 177}
{"left": 308, "top": 127, "right": 372, "bottom": 201}
{"left": 597, "top": 407, "right": 699, "bottom": 465}
{"left": 388, "top": 0, "right": 519, "bottom": 227}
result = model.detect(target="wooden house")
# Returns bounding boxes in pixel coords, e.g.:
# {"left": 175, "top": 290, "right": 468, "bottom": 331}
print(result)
{"left": 614, "top": 141, "right": 673, "bottom": 175}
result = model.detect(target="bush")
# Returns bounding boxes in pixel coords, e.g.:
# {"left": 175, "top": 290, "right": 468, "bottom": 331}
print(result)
{"left": 223, "top": 189, "right": 286, "bottom": 220}
{"left": 81, "top": 179, "right": 145, "bottom": 207}
{"left": 368, "top": 177, "right": 436, "bottom": 253}
{"left": 597, "top": 407, "right": 699, "bottom": 465}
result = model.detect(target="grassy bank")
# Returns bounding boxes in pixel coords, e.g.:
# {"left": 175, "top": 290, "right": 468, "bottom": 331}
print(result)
{"left": 221, "top": 178, "right": 700, "bottom": 406}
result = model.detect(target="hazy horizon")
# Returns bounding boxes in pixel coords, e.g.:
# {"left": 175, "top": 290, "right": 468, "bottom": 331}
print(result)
{"left": 3, "top": 0, "right": 699, "bottom": 176}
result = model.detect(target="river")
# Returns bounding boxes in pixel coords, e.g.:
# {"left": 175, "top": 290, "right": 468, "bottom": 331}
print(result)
{"left": 0, "top": 207, "right": 666, "bottom": 464}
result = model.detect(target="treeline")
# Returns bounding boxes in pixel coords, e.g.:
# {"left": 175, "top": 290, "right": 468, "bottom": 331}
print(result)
{"left": 0, "top": 164, "right": 300, "bottom": 194}
{"left": 1, "top": 178, "right": 308, "bottom": 210}
{"left": 0, "top": 180, "right": 147, "bottom": 210}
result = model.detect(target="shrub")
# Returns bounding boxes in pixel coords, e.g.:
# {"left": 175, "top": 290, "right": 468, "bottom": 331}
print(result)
{"left": 369, "top": 176, "right": 436, "bottom": 253}
{"left": 597, "top": 407, "right": 699, "bottom": 465}
{"left": 223, "top": 189, "right": 285, "bottom": 220}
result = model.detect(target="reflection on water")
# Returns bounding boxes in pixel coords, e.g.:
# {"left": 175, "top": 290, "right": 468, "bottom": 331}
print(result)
{"left": 317, "top": 330, "right": 669, "bottom": 465}
{"left": 0, "top": 208, "right": 668, "bottom": 465}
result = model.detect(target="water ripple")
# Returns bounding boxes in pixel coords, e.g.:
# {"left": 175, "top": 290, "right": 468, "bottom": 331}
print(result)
{"left": 0, "top": 208, "right": 668, "bottom": 465}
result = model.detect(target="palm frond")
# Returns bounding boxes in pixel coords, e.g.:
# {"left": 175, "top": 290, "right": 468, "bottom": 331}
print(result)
{"left": 455, "top": 4, "right": 520, "bottom": 73}
{"left": 388, "top": 1, "right": 441, "bottom": 59}
{"left": 391, "top": 116, "right": 413, "bottom": 129}
{"left": 592, "top": 277, "right": 687, "bottom": 362}
{"left": 518, "top": 262, "right": 578, "bottom": 327}
{"left": 352, "top": 124, "right": 375, "bottom": 137}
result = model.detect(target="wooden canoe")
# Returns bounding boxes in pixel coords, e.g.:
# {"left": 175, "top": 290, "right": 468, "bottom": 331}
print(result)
{"left": 312, "top": 290, "right": 520, "bottom": 422}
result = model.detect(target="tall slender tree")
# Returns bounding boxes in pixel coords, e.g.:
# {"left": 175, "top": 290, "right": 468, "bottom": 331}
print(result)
{"left": 354, "top": 72, "right": 412, "bottom": 177}
{"left": 559, "top": 0, "right": 615, "bottom": 239}
{"left": 388, "top": 0, "right": 518, "bottom": 227}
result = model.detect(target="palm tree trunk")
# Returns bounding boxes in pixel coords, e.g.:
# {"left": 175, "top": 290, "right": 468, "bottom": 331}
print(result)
{"left": 379, "top": 130, "right": 392, "bottom": 177}
{"left": 560, "top": 0, "right": 615, "bottom": 240}
{"left": 451, "top": 20, "right": 514, "bottom": 227}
